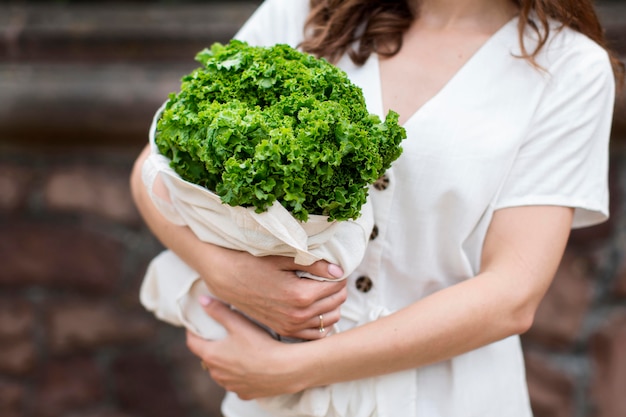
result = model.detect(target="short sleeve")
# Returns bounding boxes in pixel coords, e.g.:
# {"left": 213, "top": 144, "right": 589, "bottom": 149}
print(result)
{"left": 493, "top": 34, "right": 615, "bottom": 229}
{"left": 233, "top": 0, "right": 309, "bottom": 48}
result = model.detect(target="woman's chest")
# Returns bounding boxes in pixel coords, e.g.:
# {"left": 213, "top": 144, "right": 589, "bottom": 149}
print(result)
{"left": 377, "top": 29, "right": 493, "bottom": 125}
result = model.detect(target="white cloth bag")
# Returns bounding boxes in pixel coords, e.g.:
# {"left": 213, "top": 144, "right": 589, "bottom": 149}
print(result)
{"left": 138, "top": 107, "right": 417, "bottom": 417}
{"left": 139, "top": 105, "right": 374, "bottom": 340}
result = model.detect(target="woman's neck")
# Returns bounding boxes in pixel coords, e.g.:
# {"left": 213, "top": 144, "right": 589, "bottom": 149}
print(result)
{"left": 413, "top": 0, "right": 519, "bottom": 33}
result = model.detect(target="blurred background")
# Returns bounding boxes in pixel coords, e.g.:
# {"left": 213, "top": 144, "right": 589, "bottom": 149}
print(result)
{"left": 0, "top": 1, "right": 625, "bottom": 416}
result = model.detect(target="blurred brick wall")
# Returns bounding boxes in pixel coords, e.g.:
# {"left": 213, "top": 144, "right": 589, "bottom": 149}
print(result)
{"left": 1, "top": 2, "right": 626, "bottom": 417}
{"left": 0, "top": 145, "right": 227, "bottom": 417}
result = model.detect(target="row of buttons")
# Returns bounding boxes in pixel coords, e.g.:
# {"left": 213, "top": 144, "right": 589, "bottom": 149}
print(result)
{"left": 355, "top": 174, "right": 389, "bottom": 293}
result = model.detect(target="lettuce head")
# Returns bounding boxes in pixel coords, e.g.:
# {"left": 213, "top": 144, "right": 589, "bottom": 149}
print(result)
{"left": 155, "top": 40, "right": 406, "bottom": 222}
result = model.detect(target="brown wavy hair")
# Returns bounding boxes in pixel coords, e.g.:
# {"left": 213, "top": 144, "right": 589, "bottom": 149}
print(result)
{"left": 300, "top": 0, "right": 624, "bottom": 88}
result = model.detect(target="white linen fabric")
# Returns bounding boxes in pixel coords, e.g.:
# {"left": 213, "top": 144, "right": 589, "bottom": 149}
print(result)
{"left": 218, "top": 0, "right": 615, "bottom": 416}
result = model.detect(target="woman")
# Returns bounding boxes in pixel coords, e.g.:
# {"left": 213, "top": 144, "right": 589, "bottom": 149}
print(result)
{"left": 130, "top": 0, "right": 623, "bottom": 415}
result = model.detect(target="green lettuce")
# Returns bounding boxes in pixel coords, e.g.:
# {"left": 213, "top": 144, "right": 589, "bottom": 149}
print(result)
{"left": 155, "top": 40, "right": 406, "bottom": 222}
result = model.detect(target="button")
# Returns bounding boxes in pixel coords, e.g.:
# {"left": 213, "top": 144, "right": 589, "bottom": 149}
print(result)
{"left": 370, "top": 224, "right": 379, "bottom": 240}
{"left": 373, "top": 174, "right": 389, "bottom": 190}
{"left": 355, "top": 276, "right": 373, "bottom": 293}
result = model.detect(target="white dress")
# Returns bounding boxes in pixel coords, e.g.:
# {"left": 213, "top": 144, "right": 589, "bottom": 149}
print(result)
{"left": 220, "top": 0, "right": 615, "bottom": 416}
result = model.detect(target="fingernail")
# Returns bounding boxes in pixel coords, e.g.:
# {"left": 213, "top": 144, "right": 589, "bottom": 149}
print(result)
{"left": 199, "top": 295, "right": 213, "bottom": 306}
{"left": 328, "top": 264, "right": 344, "bottom": 278}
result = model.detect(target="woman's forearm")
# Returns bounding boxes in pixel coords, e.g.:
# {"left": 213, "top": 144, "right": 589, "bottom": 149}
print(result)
{"left": 295, "top": 270, "right": 527, "bottom": 389}
{"left": 192, "top": 255, "right": 550, "bottom": 399}
{"left": 288, "top": 205, "right": 573, "bottom": 391}
{"left": 129, "top": 145, "right": 229, "bottom": 282}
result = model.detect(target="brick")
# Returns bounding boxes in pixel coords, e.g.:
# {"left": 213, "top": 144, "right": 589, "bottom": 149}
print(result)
{"left": 524, "top": 351, "right": 574, "bottom": 417}
{"left": 0, "top": 380, "right": 25, "bottom": 417}
{"left": 614, "top": 261, "right": 626, "bottom": 299}
{"left": 523, "top": 250, "right": 594, "bottom": 349}
{"left": 44, "top": 165, "right": 139, "bottom": 225}
{"left": 34, "top": 357, "right": 104, "bottom": 417}
{"left": 0, "top": 299, "right": 34, "bottom": 339}
{"left": 0, "top": 338, "right": 36, "bottom": 375}
{"left": 0, "top": 165, "right": 33, "bottom": 212}
{"left": 65, "top": 408, "right": 134, "bottom": 417}
{"left": 589, "top": 309, "right": 626, "bottom": 417}
{"left": 112, "top": 352, "right": 184, "bottom": 417}
{"left": 168, "top": 342, "right": 225, "bottom": 416}
{"left": 0, "top": 63, "right": 184, "bottom": 146}
{"left": 0, "top": 222, "right": 122, "bottom": 293}
{"left": 0, "top": 2, "right": 260, "bottom": 146}
{"left": 0, "top": 3, "right": 257, "bottom": 62}
{"left": 0, "top": 301, "right": 37, "bottom": 374}
{"left": 46, "top": 301, "right": 156, "bottom": 354}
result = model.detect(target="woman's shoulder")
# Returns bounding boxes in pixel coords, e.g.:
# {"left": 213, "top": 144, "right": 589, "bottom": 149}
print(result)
{"left": 234, "top": 0, "right": 310, "bottom": 47}
{"left": 537, "top": 20, "right": 612, "bottom": 75}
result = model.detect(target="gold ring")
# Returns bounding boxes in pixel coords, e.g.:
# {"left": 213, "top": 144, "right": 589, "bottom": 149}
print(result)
{"left": 319, "top": 314, "right": 325, "bottom": 333}
{"left": 200, "top": 361, "right": 208, "bottom": 371}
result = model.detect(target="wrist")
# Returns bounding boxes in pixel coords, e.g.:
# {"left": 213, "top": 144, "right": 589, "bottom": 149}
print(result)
{"left": 281, "top": 338, "right": 330, "bottom": 392}
{"left": 196, "top": 244, "right": 236, "bottom": 297}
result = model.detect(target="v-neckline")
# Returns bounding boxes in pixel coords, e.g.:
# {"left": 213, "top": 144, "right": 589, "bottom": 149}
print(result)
{"left": 372, "top": 15, "right": 518, "bottom": 128}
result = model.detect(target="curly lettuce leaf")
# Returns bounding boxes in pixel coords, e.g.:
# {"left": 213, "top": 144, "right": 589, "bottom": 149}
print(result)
{"left": 156, "top": 40, "right": 406, "bottom": 221}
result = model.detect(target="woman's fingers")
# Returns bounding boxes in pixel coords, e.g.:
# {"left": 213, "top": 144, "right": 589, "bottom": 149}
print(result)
{"left": 202, "top": 252, "right": 349, "bottom": 338}
{"left": 270, "top": 282, "right": 347, "bottom": 337}
{"left": 198, "top": 296, "right": 238, "bottom": 332}
{"left": 194, "top": 291, "right": 344, "bottom": 341}
{"left": 274, "top": 304, "right": 342, "bottom": 340}
{"left": 228, "top": 264, "right": 347, "bottom": 337}
{"left": 301, "top": 259, "right": 345, "bottom": 280}
{"left": 199, "top": 295, "right": 274, "bottom": 338}
{"left": 186, "top": 329, "right": 210, "bottom": 358}
{"left": 290, "top": 307, "right": 342, "bottom": 340}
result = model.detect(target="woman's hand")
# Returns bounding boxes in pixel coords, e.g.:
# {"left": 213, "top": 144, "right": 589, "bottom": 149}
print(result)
{"left": 202, "top": 249, "right": 348, "bottom": 340}
{"left": 187, "top": 297, "right": 310, "bottom": 399}
{"left": 130, "top": 144, "right": 347, "bottom": 340}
